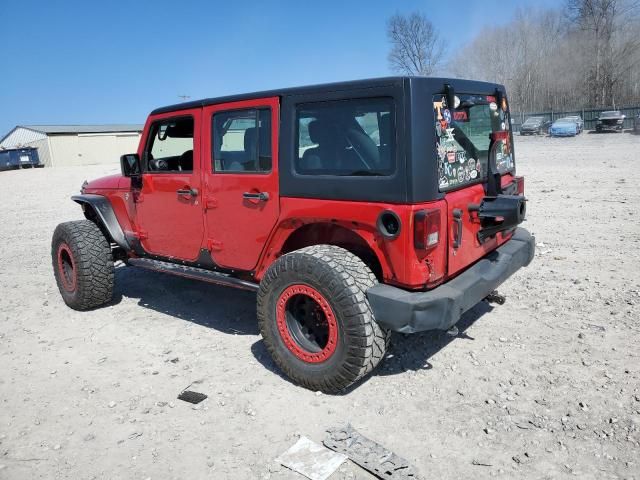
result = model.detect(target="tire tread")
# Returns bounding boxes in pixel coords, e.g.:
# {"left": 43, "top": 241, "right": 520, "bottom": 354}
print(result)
{"left": 257, "top": 245, "right": 390, "bottom": 393}
{"left": 51, "top": 220, "right": 114, "bottom": 310}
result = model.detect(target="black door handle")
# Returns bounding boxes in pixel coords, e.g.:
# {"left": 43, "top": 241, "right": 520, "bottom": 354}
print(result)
{"left": 453, "top": 208, "right": 463, "bottom": 249}
{"left": 177, "top": 187, "right": 198, "bottom": 197}
{"left": 242, "top": 191, "right": 269, "bottom": 201}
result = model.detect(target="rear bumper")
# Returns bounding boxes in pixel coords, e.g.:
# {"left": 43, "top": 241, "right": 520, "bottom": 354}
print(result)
{"left": 367, "top": 228, "right": 535, "bottom": 333}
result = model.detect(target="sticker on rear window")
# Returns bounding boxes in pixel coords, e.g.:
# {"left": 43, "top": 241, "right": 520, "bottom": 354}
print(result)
{"left": 433, "top": 93, "right": 514, "bottom": 191}
{"left": 495, "top": 140, "right": 514, "bottom": 173}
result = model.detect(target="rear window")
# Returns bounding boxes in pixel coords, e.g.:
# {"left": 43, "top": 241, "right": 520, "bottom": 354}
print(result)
{"left": 295, "top": 98, "right": 395, "bottom": 176}
{"left": 434, "top": 94, "right": 514, "bottom": 191}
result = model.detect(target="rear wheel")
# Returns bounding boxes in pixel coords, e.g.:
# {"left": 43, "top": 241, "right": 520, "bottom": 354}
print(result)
{"left": 51, "top": 220, "right": 114, "bottom": 310}
{"left": 257, "top": 245, "right": 389, "bottom": 393}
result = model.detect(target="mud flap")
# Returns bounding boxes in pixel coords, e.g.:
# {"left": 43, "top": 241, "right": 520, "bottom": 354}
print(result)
{"left": 324, "top": 424, "right": 422, "bottom": 479}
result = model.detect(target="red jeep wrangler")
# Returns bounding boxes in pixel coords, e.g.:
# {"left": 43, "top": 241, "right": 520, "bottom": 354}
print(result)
{"left": 52, "top": 77, "right": 534, "bottom": 393}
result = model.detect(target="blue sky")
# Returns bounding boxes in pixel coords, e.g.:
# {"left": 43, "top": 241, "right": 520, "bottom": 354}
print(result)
{"left": 1, "top": 0, "right": 557, "bottom": 136}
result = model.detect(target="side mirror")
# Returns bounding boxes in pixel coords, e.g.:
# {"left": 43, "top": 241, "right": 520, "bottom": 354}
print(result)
{"left": 120, "top": 153, "right": 141, "bottom": 177}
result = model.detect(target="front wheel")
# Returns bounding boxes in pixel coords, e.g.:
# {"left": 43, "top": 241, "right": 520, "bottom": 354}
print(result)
{"left": 257, "top": 245, "right": 390, "bottom": 393}
{"left": 52, "top": 220, "right": 114, "bottom": 310}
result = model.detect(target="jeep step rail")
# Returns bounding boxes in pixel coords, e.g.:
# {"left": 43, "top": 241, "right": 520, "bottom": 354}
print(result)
{"left": 127, "top": 258, "right": 259, "bottom": 292}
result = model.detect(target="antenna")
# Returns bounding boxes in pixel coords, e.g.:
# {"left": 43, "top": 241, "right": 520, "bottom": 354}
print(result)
{"left": 178, "top": 94, "right": 191, "bottom": 101}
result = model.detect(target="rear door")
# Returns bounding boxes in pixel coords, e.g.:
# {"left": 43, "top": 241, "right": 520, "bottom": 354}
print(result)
{"left": 201, "top": 98, "right": 280, "bottom": 271}
{"left": 433, "top": 94, "right": 515, "bottom": 276}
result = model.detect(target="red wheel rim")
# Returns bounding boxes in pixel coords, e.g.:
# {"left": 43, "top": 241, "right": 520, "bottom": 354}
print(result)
{"left": 276, "top": 284, "right": 338, "bottom": 363}
{"left": 57, "top": 243, "right": 77, "bottom": 292}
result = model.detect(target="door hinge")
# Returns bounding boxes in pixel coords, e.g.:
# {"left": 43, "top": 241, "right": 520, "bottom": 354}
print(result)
{"left": 207, "top": 239, "right": 223, "bottom": 251}
{"left": 135, "top": 230, "right": 148, "bottom": 240}
{"left": 204, "top": 197, "right": 218, "bottom": 210}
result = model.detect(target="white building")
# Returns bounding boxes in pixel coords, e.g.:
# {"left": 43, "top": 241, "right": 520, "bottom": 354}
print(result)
{"left": 0, "top": 124, "right": 143, "bottom": 167}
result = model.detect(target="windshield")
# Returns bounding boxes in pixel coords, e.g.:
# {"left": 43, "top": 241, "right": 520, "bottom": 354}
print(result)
{"left": 555, "top": 118, "right": 575, "bottom": 124}
{"left": 523, "top": 117, "right": 542, "bottom": 125}
{"left": 434, "top": 93, "right": 514, "bottom": 191}
{"left": 600, "top": 111, "right": 621, "bottom": 118}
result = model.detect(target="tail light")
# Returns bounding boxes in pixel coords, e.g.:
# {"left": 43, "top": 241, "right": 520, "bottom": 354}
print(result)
{"left": 514, "top": 176, "right": 525, "bottom": 195}
{"left": 491, "top": 131, "right": 509, "bottom": 141}
{"left": 414, "top": 209, "right": 441, "bottom": 253}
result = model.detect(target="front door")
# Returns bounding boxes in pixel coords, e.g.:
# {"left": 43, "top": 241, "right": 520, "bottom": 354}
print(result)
{"left": 136, "top": 109, "right": 204, "bottom": 261}
{"left": 202, "top": 98, "right": 280, "bottom": 271}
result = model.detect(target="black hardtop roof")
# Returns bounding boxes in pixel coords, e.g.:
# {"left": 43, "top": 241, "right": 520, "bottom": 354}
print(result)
{"left": 151, "top": 76, "right": 505, "bottom": 115}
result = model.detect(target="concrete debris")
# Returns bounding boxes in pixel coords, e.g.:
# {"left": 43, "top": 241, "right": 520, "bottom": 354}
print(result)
{"left": 324, "top": 424, "right": 422, "bottom": 479}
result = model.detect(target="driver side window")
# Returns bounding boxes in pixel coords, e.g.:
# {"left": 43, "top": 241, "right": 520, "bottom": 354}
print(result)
{"left": 144, "top": 116, "right": 194, "bottom": 172}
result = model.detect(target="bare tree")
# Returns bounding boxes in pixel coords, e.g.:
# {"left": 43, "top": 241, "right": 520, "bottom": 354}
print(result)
{"left": 567, "top": 0, "right": 640, "bottom": 106}
{"left": 387, "top": 12, "right": 445, "bottom": 76}
{"left": 449, "top": 3, "right": 640, "bottom": 113}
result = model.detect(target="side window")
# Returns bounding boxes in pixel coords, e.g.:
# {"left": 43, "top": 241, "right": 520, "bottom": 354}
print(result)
{"left": 295, "top": 98, "right": 395, "bottom": 176}
{"left": 212, "top": 108, "right": 271, "bottom": 173}
{"left": 144, "top": 117, "right": 194, "bottom": 172}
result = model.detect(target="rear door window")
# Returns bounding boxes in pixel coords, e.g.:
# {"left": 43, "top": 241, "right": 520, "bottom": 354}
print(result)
{"left": 295, "top": 98, "right": 395, "bottom": 176}
{"left": 434, "top": 94, "right": 514, "bottom": 191}
{"left": 212, "top": 108, "right": 271, "bottom": 173}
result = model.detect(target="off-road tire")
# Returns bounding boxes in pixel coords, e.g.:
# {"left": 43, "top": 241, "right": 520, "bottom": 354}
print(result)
{"left": 257, "top": 245, "right": 390, "bottom": 393}
{"left": 51, "top": 220, "right": 114, "bottom": 310}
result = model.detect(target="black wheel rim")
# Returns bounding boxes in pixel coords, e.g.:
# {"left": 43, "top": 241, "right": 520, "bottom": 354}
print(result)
{"left": 285, "top": 293, "right": 330, "bottom": 353}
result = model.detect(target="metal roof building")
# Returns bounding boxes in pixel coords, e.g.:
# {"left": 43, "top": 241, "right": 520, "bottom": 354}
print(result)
{"left": 0, "top": 124, "right": 143, "bottom": 167}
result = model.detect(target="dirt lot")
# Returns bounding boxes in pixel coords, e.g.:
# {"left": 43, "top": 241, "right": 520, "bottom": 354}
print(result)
{"left": 1, "top": 132, "right": 639, "bottom": 480}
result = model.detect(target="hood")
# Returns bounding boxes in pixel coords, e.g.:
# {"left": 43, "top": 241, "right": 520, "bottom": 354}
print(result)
{"left": 599, "top": 112, "right": 623, "bottom": 119}
{"left": 83, "top": 173, "right": 129, "bottom": 191}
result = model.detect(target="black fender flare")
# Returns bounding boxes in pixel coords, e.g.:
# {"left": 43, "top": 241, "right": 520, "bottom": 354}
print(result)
{"left": 71, "top": 194, "right": 130, "bottom": 251}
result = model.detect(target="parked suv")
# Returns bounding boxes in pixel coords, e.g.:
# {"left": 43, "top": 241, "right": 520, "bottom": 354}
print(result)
{"left": 52, "top": 77, "right": 534, "bottom": 392}
{"left": 596, "top": 110, "right": 625, "bottom": 132}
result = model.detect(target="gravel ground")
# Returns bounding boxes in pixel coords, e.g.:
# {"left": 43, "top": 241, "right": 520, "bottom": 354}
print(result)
{"left": 1, "top": 132, "right": 639, "bottom": 480}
